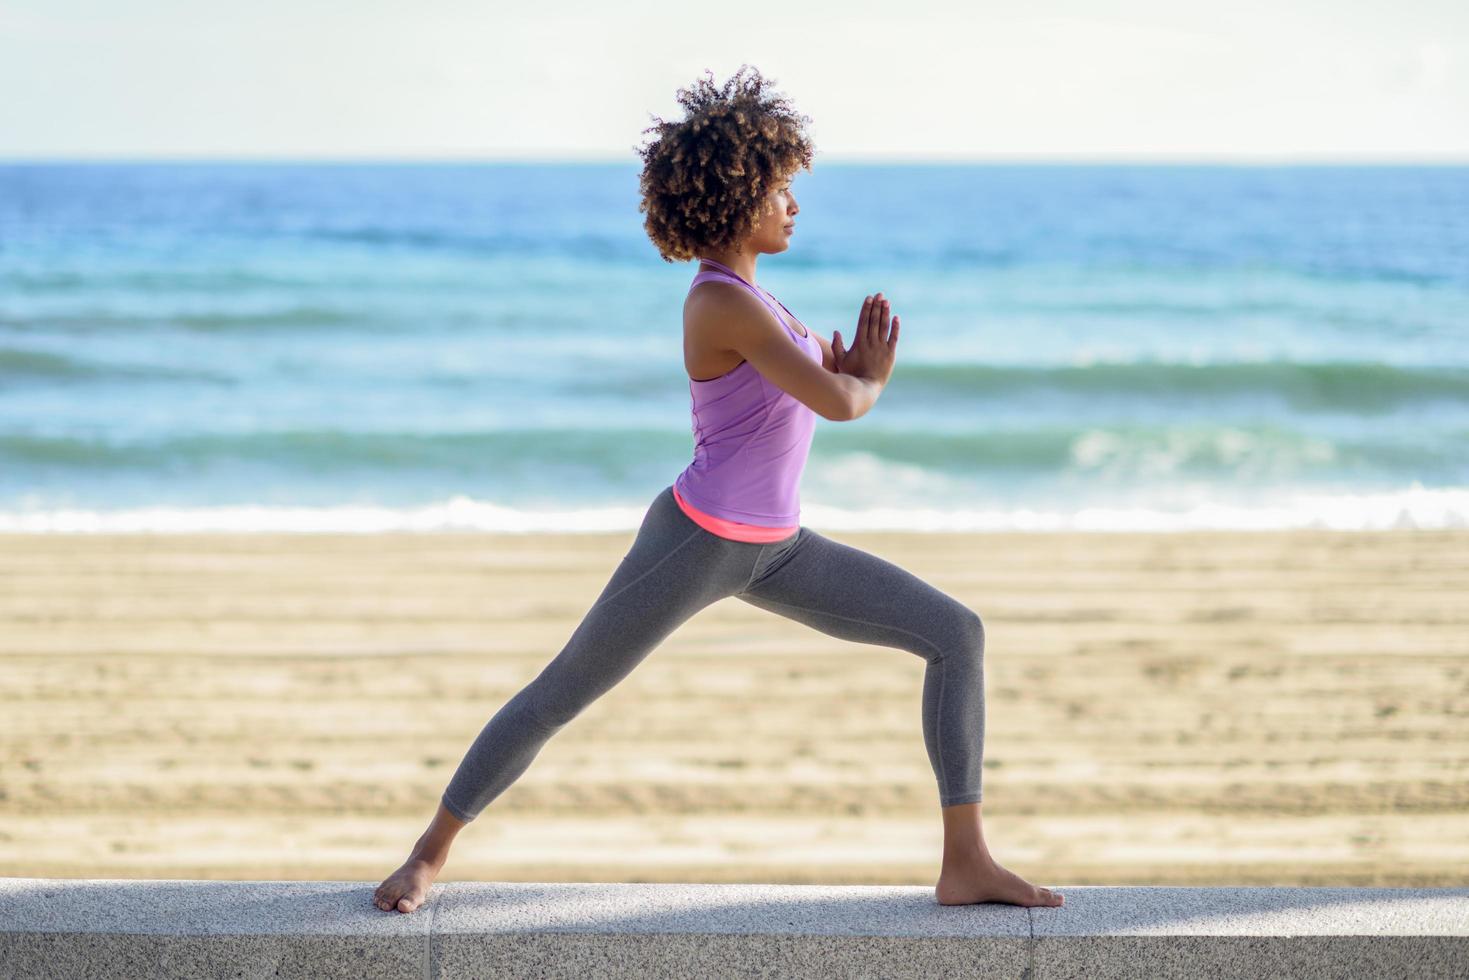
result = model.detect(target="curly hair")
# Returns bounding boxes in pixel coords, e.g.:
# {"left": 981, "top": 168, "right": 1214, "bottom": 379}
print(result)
{"left": 635, "top": 65, "right": 815, "bottom": 264}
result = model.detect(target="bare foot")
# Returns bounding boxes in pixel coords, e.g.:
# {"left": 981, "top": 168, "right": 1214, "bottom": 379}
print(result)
{"left": 374, "top": 855, "right": 443, "bottom": 914}
{"left": 935, "top": 854, "right": 1064, "bottom": 908}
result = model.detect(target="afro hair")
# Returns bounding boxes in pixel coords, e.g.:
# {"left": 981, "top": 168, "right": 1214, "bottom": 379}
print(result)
{"left": 635, "top": 64, "right": 815, "bottom": 263}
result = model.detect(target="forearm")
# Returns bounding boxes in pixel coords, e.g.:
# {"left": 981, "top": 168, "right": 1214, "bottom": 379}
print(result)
{"left": 836, "top": 374, "right": 884, "bottom": 421}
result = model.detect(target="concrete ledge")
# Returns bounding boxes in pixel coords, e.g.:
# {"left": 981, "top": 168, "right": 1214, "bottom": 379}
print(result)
{"left": 3, "top": 879, "right": 1466, "bottom": 979}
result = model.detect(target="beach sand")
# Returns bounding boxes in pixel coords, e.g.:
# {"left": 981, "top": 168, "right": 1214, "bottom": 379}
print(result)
{"left": 3, "top": 528, "right": 1465, "bottom": 887}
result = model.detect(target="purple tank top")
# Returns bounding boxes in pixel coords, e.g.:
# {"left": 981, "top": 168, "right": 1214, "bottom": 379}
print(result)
{"left": 674, "top": 257, "right": 822, "bottom": 526}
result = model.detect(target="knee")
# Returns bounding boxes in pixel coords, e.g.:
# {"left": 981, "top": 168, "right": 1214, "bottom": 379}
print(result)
{"left": 955, "top": 606, "right": 985, "bottom": 658}
{"left": 512, "top": 680, "right": 575, "bottom": 732}
{"left": 925, "top": 604, "right": 984, "bottom": 663}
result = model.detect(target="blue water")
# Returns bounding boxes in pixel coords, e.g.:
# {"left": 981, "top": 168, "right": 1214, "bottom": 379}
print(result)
{"left": 2, "top": 161, "right": 1466, "bottom": 532}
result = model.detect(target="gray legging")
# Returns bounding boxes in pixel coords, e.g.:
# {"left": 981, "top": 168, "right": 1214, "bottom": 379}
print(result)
{"left": 441, "top": 484, "right": 986, "bottom": 821}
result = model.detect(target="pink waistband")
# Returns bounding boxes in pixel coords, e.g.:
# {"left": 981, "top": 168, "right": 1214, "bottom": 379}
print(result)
{"left": 672, "top": 485, "right": 799, "bottom": 543}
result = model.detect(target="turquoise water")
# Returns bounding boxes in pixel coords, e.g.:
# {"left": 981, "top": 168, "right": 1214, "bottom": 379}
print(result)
{"left": 1, "top": 161, "right": 1466, "bottom": 532}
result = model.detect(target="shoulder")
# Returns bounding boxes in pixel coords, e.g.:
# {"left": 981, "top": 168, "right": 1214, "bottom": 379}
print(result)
{"left": 684, "top": 279, "right": 777, "bottom": 339}
{"left": 684, "top": 277, "right": 749, "bottom": 312}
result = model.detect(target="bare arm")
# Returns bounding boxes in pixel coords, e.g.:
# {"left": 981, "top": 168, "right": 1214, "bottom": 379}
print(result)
{"left": 805, "top": 328, "right": 885, "bottom": 419}
{"left": 811, "top": 327, "right": 836, "bottom": 372}
{"left": 688, "top": 285, "right": 878, "bottom": 421}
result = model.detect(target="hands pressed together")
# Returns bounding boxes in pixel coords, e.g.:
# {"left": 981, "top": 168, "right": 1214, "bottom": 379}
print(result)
{"left": 832, "top": 292, "right": 899, "bottom": 386}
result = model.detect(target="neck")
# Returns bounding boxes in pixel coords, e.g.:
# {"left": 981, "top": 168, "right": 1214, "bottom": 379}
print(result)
{"left": 698, "top": 249, "right": 758, "bottom": 285}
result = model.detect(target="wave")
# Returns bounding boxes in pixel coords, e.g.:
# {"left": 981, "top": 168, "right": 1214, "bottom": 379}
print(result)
{"left": 901, "top": 359, "right": 1469, "bottom": 411}
{"left": 0, "top": 427, "right": 681, "bottom": 468}
{"left": 0, "top": 346, "right": 227, "bottom": 383}
{"left": 1, "top": 422, "right": 1460, "bottom": 481}
{"left": 304, "top": 227, "right": 629, "bottom": 261}
{"left": 0, "top": 306, "right": 365, "bottom": 333}
{"left": 0, "top": 269, "right": 333, "bottom": 291}
{"left": 1, "top": 484, "right": 1464, "bottom": 533}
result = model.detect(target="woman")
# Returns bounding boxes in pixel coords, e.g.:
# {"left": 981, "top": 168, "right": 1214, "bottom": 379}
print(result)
{"left": 374, "top": 65, "right": 1063, "bottom": 914}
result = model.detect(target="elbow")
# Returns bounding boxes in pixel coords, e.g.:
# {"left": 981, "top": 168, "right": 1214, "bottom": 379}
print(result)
{"left": 821, "top": 378, "right": 874, "bottom": 422}
{"left": 814, "top": 376, "right": 874, "bottom": 422}
{"left": 820, "top": 390, "right": 856, "bottom": 422}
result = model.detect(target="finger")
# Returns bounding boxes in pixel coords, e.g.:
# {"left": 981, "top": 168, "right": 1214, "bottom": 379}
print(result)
{"left": 878, "top": 296, "right": 891, "bottom": 343}
{"left": 889, "top": 315, "right": 899, "bottom": 350}
{"left": 857, "top": 296, "right": 871, "bottom": 340}
{"left": 865, "top": 292, "right": 879, "bottom": 345}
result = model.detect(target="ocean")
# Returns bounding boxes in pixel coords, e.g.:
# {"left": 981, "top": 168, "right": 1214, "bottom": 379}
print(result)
{"left": 1, "top": 161, "right": 1465, "bottom": 532}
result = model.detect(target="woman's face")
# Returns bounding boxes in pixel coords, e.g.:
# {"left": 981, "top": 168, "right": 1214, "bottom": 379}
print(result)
{"left": 749, "top": 173, "right": 799, "bottom": 254}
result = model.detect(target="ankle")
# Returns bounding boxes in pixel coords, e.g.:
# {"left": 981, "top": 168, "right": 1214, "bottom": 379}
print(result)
{"left": 941, "top": 845, "right": 995, "bottom": 870}
{"left": 409, "top": 839, "right": 450, "bottom": 868}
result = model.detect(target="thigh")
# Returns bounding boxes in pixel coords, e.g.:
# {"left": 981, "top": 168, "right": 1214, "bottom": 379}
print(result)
{"left": 527, "top": 490, "right": 759, "bottom": 724}
{"left": 737, "top": 526, "right": 983, "bottom": 661}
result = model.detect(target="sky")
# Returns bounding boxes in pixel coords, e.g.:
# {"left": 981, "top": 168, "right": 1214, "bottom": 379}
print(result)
{"left": 2, "top": 0, "right": 1466, "bottom": 162}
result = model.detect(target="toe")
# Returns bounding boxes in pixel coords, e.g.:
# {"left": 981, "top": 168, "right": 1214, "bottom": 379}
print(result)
{"left": 397, "top": 896, "right": 417, "bottom": 913}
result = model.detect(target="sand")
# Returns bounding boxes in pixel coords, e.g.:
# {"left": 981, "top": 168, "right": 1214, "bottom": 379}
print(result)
{"left": 2, "top": 528, "right": 1466, "bottom": 888}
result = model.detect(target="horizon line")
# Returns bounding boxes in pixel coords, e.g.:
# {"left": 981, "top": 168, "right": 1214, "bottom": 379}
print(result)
{"left": 2, "top": 152, "right": 1468, "bottom": 167}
